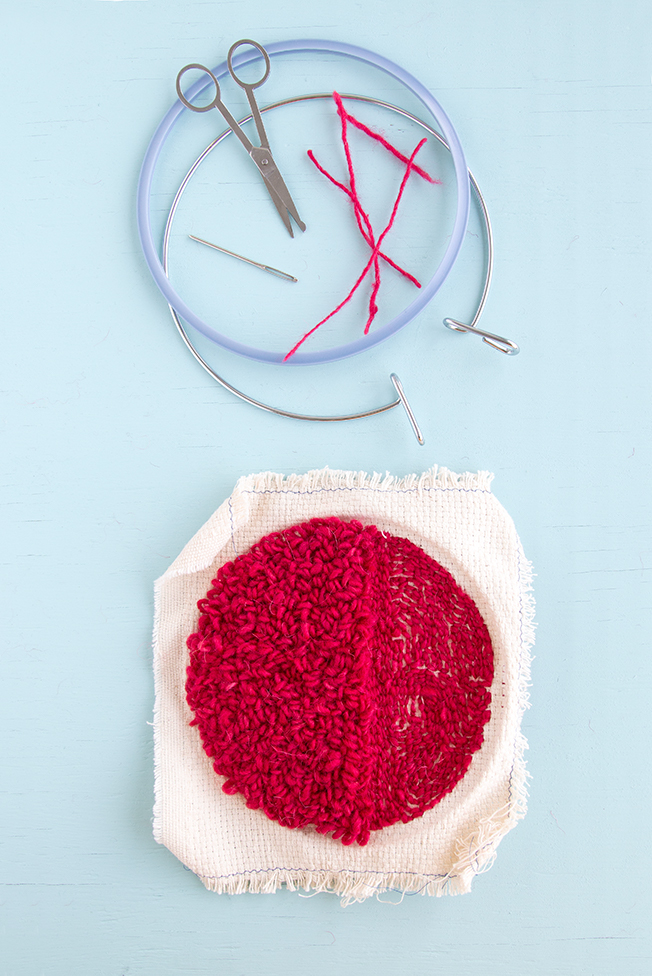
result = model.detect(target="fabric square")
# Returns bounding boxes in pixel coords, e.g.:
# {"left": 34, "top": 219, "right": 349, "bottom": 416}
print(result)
{"left": 153, "top": 466, "right": 534, "bottom": 902}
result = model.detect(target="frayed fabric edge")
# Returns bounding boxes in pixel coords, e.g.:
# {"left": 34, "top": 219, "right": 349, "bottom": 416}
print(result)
{"left": 451, "top": 540, "right": 535, "bottom": 887}
{"left": 237, "top": 464, "right": 494, "bottom": 496}
{"left": 197, "top": 867, "right": 472, "bottom": 905}
{"left": 152, "top": 575, "right": 164, "bottom": 845}
{"left": 155, "top": 464, "right": 495, "bottom": 583}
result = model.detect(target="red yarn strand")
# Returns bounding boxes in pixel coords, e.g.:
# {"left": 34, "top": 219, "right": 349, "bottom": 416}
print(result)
{"left": 306, "top": 150, "right": 421, "bottom": 288}
{"left": 362, "top": 137, "right": 428, "bottom": 333}
{"left": 337, "top": 102, "right": 439, "bottom": 185}
{"left": 285, "top": 106, "right": 431, "bottom": 360}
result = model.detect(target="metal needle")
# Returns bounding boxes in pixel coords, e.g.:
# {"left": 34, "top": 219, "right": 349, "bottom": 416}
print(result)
{"left": 189, "top": 234, "right": 297, "bottom": 282}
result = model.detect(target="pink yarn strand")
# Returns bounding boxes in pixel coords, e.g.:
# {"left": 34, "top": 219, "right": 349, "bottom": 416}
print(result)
{"left": 286, "top": 139, "right": 427, "bottom": 360}
{"left": 340, "top": 107, "right": 439, "bottom": 184}
{"left": 285, "top": 95, "right": 436, "bottom": 359}
{"left": 363, "top": 138, "right": 428, "bottom": 333}
{"left": 333, "top": 93, "right": 383, "bottom": 311}
{"left": 306, "top": 151, "right": 421, "bottom": 288}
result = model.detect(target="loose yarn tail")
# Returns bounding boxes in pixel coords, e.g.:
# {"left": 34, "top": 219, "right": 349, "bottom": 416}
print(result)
{"left": 285, "top": 94, "right": 437, "bottom": 360}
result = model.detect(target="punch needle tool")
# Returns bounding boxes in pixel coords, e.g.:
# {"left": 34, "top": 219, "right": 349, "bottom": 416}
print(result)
{"left": 189, "top": 235, "right": 297, "bottom": 282}
{"left": 176, "top": 40, "right": 306, "bottom": 237}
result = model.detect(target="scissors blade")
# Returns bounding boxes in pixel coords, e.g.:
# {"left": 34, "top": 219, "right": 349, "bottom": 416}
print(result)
{"left": 264, "top": 182, "right": 295, "bottom": 237}
{"left": 250, "top": 146, "right": 306, "bottom": 234}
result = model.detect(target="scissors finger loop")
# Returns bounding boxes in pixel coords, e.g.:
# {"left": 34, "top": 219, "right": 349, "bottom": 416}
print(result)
{"left": 227, "top": 39, "right": 271, "bottom": 89}
{"left": 176, "top": 63, "right": 222, "bottom": 113}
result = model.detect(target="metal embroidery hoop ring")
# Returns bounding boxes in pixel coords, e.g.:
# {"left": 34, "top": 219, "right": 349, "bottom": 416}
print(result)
{"left": 162, "top": 93, "right": 504, "bottom": 443}
{"left": 138, "top": 39, "right": 471, "bottom": 365}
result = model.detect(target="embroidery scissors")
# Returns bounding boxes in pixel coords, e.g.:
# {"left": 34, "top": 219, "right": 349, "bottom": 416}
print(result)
{"left": 176, "top": 40, "right": 306, "bottom": 237}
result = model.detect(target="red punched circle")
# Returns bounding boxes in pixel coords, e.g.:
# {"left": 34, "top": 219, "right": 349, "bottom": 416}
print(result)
{"left": 186, "top": 517, "right": 493, "bottom": 846}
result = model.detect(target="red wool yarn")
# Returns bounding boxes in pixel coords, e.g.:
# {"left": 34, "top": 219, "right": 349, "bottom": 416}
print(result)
{"left": 186, "top": 517, "right": 493, "bottom": 847}
{"left": 284, "top": 93, "right": 439, "bottom": 360}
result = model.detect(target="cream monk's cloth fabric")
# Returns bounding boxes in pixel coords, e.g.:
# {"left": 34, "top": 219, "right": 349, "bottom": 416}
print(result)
{"left": 153, "top": 466, "right": 534, "bottom": 903}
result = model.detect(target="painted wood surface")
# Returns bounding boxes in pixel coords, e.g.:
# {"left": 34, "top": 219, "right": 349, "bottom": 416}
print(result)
{"left": 2, "top": 1, "right": 651, "bottom": 973}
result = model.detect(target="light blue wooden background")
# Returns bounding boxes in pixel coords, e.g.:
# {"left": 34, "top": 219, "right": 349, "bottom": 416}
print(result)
{"left": 3, "top": 1, "right": 651, "bottom": 973}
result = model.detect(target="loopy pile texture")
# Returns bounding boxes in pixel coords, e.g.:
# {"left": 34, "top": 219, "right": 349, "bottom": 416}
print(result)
{"left": 186, "top": 517, "right": 493, "bottom": 846}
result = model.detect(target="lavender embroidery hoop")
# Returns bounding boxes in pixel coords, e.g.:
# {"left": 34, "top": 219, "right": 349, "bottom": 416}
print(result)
{"left": 137, "top": 40, "right": 517, "bottom": 441}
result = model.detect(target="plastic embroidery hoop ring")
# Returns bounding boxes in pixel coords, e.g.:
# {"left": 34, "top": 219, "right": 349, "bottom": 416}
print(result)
{"left": 137, "top": 39, "right": 471, "bottom": 366}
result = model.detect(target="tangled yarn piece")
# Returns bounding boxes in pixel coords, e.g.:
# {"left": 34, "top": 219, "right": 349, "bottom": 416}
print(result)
{"left": 283, "top": 93, "right": 439, "bottom": 360}
{"left": 186, "top": 517, "right": 493, "bottom": 847}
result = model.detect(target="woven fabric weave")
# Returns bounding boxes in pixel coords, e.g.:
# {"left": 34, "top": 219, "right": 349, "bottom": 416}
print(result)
{"left": 153, "top": 466, "right": 534, "bottom": 903}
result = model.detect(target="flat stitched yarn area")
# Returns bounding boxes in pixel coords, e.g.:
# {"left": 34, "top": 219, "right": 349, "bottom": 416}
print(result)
{"left": 186, "top": 517, "right": 494, "bottom": 846}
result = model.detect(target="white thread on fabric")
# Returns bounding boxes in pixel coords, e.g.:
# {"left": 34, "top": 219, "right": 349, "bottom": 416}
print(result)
{"left": 152, "top": 466, "right": 534, "bottom": 903}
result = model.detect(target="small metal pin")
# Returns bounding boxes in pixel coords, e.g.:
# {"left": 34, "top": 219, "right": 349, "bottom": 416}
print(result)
{"left": 390, "top": 373, "right": 424, "bottom": 445}
{"left": 189, "top": 234, "right": 297, "bottom": 282}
